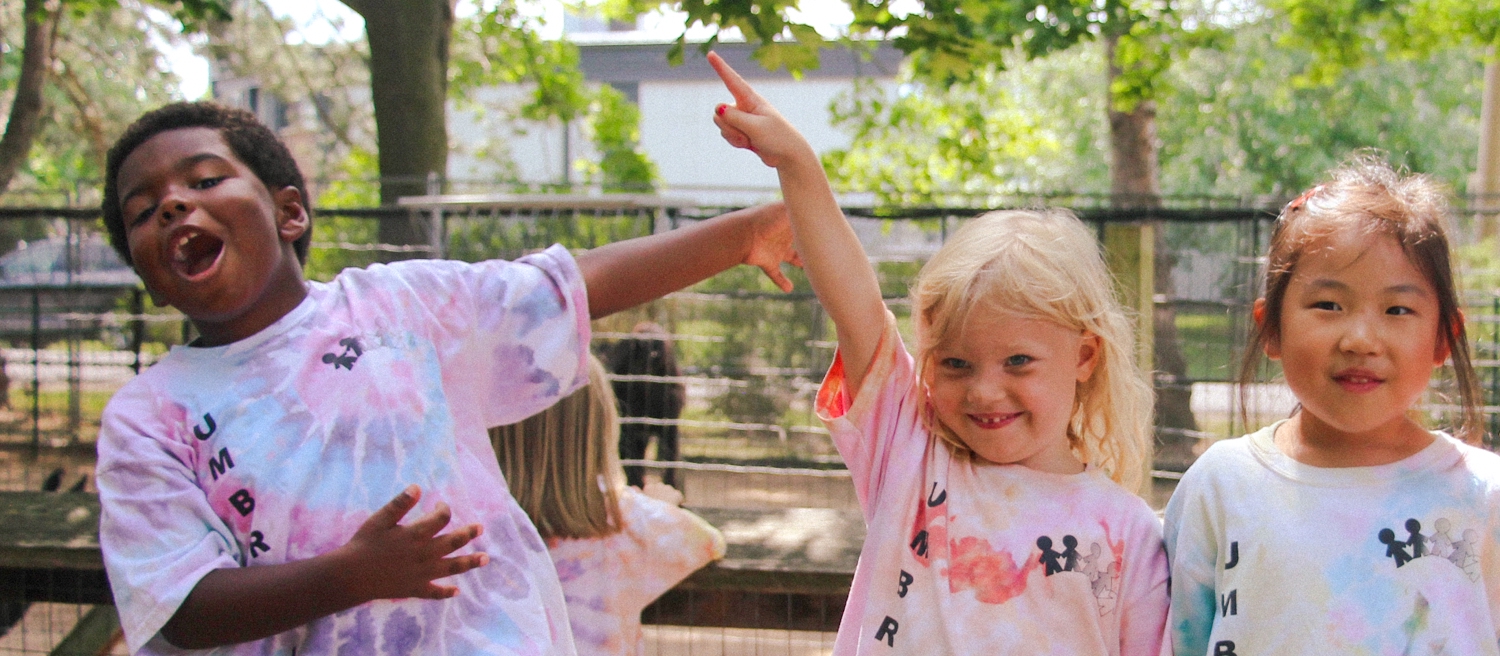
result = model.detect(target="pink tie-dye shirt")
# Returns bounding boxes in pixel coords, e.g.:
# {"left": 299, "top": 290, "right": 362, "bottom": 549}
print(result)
{"left": 815, "top": 312, "right": 1169, "bottom": 656}
{"left": 547, "top": 487, "right": 726, "bottom": 656}
{"left": 97, "top": 246, "right": 590, "bottom": 656}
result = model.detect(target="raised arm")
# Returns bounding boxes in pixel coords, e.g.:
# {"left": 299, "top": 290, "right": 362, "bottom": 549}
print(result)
{"left": 576, "top": 201, "right": 800, "bottom": 319}
{"left": 708, "top": 52, "right": 886, "bottom": 392}
{"left": 159, "top": 487, "right": 484, "bottom": 649}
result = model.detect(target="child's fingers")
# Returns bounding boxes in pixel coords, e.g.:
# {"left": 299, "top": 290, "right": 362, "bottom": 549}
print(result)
{"left": 431, "top": 523, "right": 484, "bottom": 556}
{"left": 415, "top": 582, "right": 460, "bottom": 600}
{"left": 759, "top": 263, "right": 795, "bottom": 293}
{"left": 707, "top": 51, "right": 763, "bottom": 112}
{"left": 367, "top": 484, "right": 421, "bottom": 528}
{"left": 713, "top": 110, "right": 754, "bottom": 150}
{"left": 436, "top": 552, "right": 489, "bottom": 578}
{"left": 406, "top": 502, "right": 454, "bottom": 539}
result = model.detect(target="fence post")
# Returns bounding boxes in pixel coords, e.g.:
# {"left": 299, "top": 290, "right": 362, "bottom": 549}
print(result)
{"left": 1102, "top": 222, "right": 1155, "bottom": 484}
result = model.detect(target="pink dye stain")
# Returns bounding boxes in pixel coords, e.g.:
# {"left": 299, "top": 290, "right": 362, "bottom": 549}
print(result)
{"left": 944, "top": 536, "right": 1038, "bottom": 604}
{"left": 1099, "top": 519, "right": 1125, "bottom": 578}
{"left": 908, "top": 492, "right": 950, "bottom": 567}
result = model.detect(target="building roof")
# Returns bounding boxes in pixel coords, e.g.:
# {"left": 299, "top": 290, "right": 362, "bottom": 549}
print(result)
{"left": 576, "top": 39, "right": 904, "bottom": 83}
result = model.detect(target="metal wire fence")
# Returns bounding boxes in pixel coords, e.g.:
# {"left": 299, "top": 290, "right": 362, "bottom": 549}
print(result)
{"left": 3, "top": 194, "right": 1500, "bottom": 654}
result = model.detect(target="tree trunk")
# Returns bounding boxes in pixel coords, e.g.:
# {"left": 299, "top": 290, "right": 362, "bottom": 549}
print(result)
{"left": 1105, "top": 34, "right": 1199, "bottom": 472}
{"left": 0, "top": 0, "right": 59, "bottom": 195}
{"left": 1475, "top": 51, "right": 1500, "bottom": 239}
{"left": 340, "top": 0, "right": 453, "bottom": 256}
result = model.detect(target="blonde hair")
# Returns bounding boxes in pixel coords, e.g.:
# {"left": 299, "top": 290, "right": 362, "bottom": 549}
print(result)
{"left": 911, "top": 210, "right": 1154, "bottom": 492}
{"left": 491, "top": 354, "right": 626, "bottom": 540}
{"left": 1244, "top": 154, "right": 1481, "bottom": 443}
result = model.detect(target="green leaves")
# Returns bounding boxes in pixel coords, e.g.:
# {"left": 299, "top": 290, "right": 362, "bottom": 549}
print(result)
{"left": 451, "top": 3, "right": 591, "bottom": 122}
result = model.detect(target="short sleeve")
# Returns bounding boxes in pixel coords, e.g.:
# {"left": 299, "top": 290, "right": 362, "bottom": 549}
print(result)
{"left": 616, "top": 491, "right": 727, "bottom": 611}
{"left": 1162, "top": 453, "right": 1224, "bottom": 656}
{"left": 339, "top": 245, "right": 592, "bottom": 428}
{"left": 96, "top": 384, "right": 242, "bottom": 654}
{"left": 1115, "top": 504, "right": 1170, "bottom": 656}
{"left": 814, "top": 310, "right": 926, "bottom": 520}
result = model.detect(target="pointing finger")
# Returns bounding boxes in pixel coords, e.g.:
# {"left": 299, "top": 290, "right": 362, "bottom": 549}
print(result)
{"left": 708, "top": 51, "right": 763, "bottom": 112}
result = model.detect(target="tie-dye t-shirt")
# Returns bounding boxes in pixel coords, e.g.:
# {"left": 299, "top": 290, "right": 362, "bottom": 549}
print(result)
{"left": 1163, "top": 422, "right": 1500, "bottom": 656}
{"left": 96, "top": 246, "right": 591, "bottom": 656}
{"left": 815, "top": 312, "right": 1169, "bottom": 656}
{"left": 547, "top": 487, "right": 726, "bottom": 656}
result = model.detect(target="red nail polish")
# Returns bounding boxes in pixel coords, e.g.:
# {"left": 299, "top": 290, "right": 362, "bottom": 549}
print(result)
{"left": 716, "top": 104, "right": 726, "bottom": 116}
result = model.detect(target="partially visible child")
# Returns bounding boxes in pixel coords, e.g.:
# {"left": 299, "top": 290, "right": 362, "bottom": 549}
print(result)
{"left": 706, "top": 53, "right": 1168, "bottom": 654}
{"left": 93, "top": 102, "right": 794, "bottom": 655}
{"left": 606, "top": 322, "right": 686, "bottom": 488}
{"left": 492, "top": 353, "right": 725, "bottom": 656}
{"left": 1164, "top": 157, "right": 1500, "bottom": 654}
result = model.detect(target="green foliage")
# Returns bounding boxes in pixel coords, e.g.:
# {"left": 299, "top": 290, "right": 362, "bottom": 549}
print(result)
{"left": 1157, "top": 17, "right": 1482, "bottom": 196}
{"left": 0, "top": 1, "right": 195, "bottom": 207}
{"left": 577, "top": 85, "right": 658, "bottom": 192}
{"left": 304, "top": 148, "right": 380, "bottom": 281}
{"left": 824, "top": 49, "right": 1110, "bottom": 204}
{"left": 1268, "top": 0, "right": 1500, "bottom": 86}
{"left": 451, "top": 2, "right": 591, "bottom": 122}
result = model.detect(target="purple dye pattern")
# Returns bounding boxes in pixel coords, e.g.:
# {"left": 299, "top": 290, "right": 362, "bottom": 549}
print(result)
{"left": 511, "top": 282, "right": 567, "bottom": 337}
{"left": 301, "top": 614, "right": 334, "bottom": 653}
{"left": 554, "top": 558, "right": 586, "bottom": 583}
{"left": 512, "top": 505, "right": 547, "bottom": 553}
{"left": 490, "top": 343, "right": 561, "bottom": 403}
{"left": 379, "top": 609, "right": 422, "bottom": 656}
{"left": 483, "top": 556, "right": 533, "bottom": 601}
{"left": 335, "top": 607, "right": 376, "bottom": 656}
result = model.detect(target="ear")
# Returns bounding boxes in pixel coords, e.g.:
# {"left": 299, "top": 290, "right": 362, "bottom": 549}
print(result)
{"left": 1254, "top": 298, "right": 1282, "bottom": 360}
{"left": 1075, "top": 331, "right": 1102, "bottom": 383}
{"left": 272, "top": 186, "right": 309, "bottom": 244}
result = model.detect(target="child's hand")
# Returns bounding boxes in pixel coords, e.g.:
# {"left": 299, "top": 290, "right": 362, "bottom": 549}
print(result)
{"left": 731, "top": 201, "right": 803, "bottom": 292}
{"left": 709, "top": 52, "right": 817, "bottom": 169}
{"left": 337, "top": 485, "right": 488, "bottom": 602}
{"left": 642, "top": 480, "right": 686, "bottom": 506}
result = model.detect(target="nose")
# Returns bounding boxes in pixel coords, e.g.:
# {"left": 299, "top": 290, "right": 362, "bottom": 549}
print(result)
{"left": 1337, "top": 313, "right": 1380, "bottom": 355}
{"left": 964, "top": 369, "right": 1008, "bottom": 406}
{"left": 156, "top": 185, "right": 195, "bottom": 223}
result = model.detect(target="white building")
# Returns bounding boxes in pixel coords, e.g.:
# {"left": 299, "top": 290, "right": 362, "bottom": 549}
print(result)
{"left": 211, "top": 31, "right": 903, "bottom": 207}
{"left": 448, "top": 37, "right": 903, "bottom": 206}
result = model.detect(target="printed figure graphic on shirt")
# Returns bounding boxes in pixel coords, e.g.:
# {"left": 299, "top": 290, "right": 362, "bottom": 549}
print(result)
{"left": 1429, "top": 518, "right": 1455, "bottom": 559}
{"left": 1452, "top": 529, "right": 1481, "bottom": 579}
{"left": 1036, "top": 533, "right": 1122, "bottom": 615}
{"left": 1405, "top": 518, "right": 1427, "bottom": 558}
{"left": 1377, "top": 516, "right": 1479, "bottom": 580}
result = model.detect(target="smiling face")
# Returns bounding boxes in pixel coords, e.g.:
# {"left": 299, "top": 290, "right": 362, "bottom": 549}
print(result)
{"left": 925, "top": 305, "right": 1098, "bottom": 474}
{"left": 1266, "top": 231, "right": 1447, "bottom": 447}
{"left": 117, "top": 127, "right": 308, "bottom": 345}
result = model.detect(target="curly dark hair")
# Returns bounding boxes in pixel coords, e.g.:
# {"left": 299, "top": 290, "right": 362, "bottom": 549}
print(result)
{"left": 102, "top": 101, "right": 312, "bottom": 266}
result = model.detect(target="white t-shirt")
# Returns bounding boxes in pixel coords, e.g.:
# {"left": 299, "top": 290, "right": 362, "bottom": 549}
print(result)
{"left": 1163, "top": 421, "right": 1500, "bottom": 656}
{"left": 548, "top": 487, "right": 726, "bottom": 656}
{"left": 815, "top": 312, "right": 1169, "bottom": 655}
{"left": 97, "top": 247, "right": 591, "bottom": 655}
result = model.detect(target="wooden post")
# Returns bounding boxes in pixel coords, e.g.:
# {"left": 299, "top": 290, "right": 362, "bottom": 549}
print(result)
{"left": 1102, "top": 222, "right": 1155, "bottom": 487}
{"left": 1477, "top": 52, "right": 1500, "bottom": 239}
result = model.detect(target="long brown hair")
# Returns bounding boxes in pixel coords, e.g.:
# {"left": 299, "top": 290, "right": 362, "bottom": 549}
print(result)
{"left": 491, "top": 354, "right": 625, "bottom": 540}
{"left": 1240, "top": 154, "right": 1481, "bottom": 443}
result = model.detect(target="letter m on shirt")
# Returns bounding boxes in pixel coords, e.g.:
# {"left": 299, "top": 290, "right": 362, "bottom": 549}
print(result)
{"left": 208, "top": 448, "right": 234, "bottom": 481}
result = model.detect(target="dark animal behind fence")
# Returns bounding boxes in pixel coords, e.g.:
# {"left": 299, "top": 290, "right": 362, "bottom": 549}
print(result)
{"left": 607, "top": 323, "right": 685, "bottom": 488}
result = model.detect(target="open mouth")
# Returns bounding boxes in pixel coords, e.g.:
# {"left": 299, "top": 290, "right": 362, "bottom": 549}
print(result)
{"left": 968, "top": 412, "right": 1022, "bottom": 429}
{"left": 170, "top": 228, "right": 225, "bottom": 279}
{"left": 1333, "top": 372, "right": 1383, "bottom": 392}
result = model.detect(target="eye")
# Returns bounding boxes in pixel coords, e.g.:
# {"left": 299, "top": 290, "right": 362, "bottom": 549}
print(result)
{"left": 192, "top": 176, "right": 225, "bottom": 190}
{"left": 1004, "top": 354, "right": 1034, "bottom": 367}
{"left": 1387, "top": 305, "right": 1414, "bottom": 316}
{"left": 125, "top": 201, "right": 157, "bottom": 228}
{"left": 1311, "top": 300, "right": 1341, "bottom": 311}
{"left": 939, "top": 357, "right": 969, "bottom": 370}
